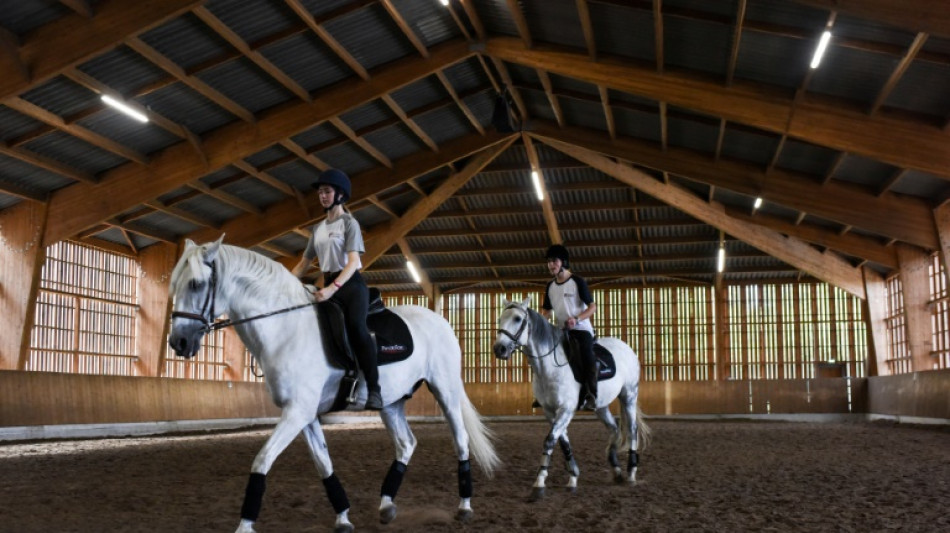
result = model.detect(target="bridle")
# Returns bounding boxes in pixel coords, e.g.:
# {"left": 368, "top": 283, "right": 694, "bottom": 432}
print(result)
{"left": 496, "top": 304, "right": 559, "bottom": 360}
{"left": 171, "top": 259, "right": 316, "bottom": 333}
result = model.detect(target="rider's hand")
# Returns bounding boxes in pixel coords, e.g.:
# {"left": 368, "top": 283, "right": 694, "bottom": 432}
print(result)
{"left": 565, "top": 316, "right": 577, "bottom": 329}
{"left": 314, "top": 286, "right": 334, "bottom": 302}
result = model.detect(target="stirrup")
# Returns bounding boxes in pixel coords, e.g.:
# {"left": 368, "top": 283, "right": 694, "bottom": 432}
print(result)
{"left": 342, "top": 375, "right": 359, "bottom": 404}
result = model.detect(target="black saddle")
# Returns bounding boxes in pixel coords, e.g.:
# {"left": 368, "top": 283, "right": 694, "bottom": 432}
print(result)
{"left": 562, "top": 336, "right": 617, "bottom": 384}
{"left": 316, "top": 288, "right": 414, "bottom": 372}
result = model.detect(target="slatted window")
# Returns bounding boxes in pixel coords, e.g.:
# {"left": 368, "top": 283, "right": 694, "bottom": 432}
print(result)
{"left": 162, "top": 328, "right": 229, "bottom": 380}
{"left": 449, "top": 292, "right": 538, "bottom": 384}
{"left": 727, "top": 283, "right": 867, "bottom": 379}
{"left": 928, "top": 254, "right": 950, "bottom": 370}
{"left": 884, "top": 275, "right": 912, "bottom": 374}
{"left": 27, "top": 241, "right": 139, "bottom": 375}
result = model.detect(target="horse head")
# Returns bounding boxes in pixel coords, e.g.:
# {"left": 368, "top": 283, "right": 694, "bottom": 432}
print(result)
{"left": 168, "top": 236, "right": 226, "bottom": 359}
{"left": 493, "top": 297, "right": 532, "bottom": 360}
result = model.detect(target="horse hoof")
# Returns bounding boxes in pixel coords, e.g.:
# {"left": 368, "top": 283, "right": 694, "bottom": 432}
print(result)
{"left": 456, "top": 508, "right": 474, "bottom": 523}
{"left": 333, "top": 524, "right": 354, "bottom": 533}
{"left": 380, "top": 504, "right": 397, "bottom": 524}
{"left": 566, "top": 486, "right": 578, "bottom": 494}
{"left": 529, "top": 487, "right": 545, "bottom": 502}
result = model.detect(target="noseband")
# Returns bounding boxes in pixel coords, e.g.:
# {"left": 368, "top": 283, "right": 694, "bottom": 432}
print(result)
{"left": 171, "top": 259, "right": 218, "bottom": 332}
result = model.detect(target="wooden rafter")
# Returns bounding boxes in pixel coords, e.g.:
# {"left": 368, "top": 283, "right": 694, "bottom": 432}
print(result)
{"left": 653, "top": 0, "right": 664, "bottom": 72}
{"left": 530, "top": 121, "right": 938, "bottom": 250}
{"left": 42, "top": 39, "right": 473, "bottom": 246}
{"left": 381, "top": 0, "right": 429, "bottom": 58}
{"left": 486, "top": 37, "right": 950, "bottom": 179}
{"left": 726, "top": 0, "right": 747, "bottom": 86}
{"left": 362, "top": 136, "right": 516, "bottom": 266}
{"left": 535, "top": 135, "right": 867, "bottom": 298}
{"left": 868, "top": 32, "right": 929, "bottom": 115}
{"left": 537, "top": 70, "right": 564, "bottom": 126}
{"left": 505, "top": 0, "right": 533, "bottom": 48}
{"left": 435, "top": 72, "right": 485, "bottom": 135}
{"left": 522, "top": 133, "right": 562, "bottom": 245}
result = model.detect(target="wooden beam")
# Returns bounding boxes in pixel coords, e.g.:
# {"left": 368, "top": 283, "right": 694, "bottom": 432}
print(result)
{"left": 397, "top": 238, "right": 436, "bottom": 299}
{"left": 726, "top": 209, "right": 898, "bottom": 269}
{"left": 505, "top": 0, "right": 533, "bottom": 48}
{"left": 362, "top": 137, "right": 516, "bottom": 266}
{"left": 535, "top": 135, "right": 867, "bottom": 298}
{"left": 896, "top": 244, "right": 934, "bottom": 371}
{"left": 42, "top": 39, "right": 473, "bottom": 246}
{"left": 869, "top": 32, "right": 928, "bottom": 115}
{"left": 381, "top": 0, "right": 429, "bottom": 58}
{"left": 0, "top": 0, "right": 203, "bottom": 101}
{"left": 485, "top": 37, "right": 950, "bottom": 180}
{"left": 935, "top": 202, "right": 950, "bottom": 292}
{"left": 530, "top": 121, "right": 938, "bottom": 250}
{"left": 523, "top": 133, "right": 562, "bottom": 244}
{"left": 435, "top": 72, "right": 485, "bottom": 135}
{"left": 0, "top": 202, "right": 48, "bottom": 369}
{"left": 788, "top": 0, "right": 950, "bottom": 39}
{"left": 726, "top": 0, "right": 747, "bottom": 86}
{"left": 189, "top": 131, "right": 518, "bottom": 248}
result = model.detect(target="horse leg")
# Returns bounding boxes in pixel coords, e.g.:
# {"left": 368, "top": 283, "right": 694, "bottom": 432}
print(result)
{"left": 619, "top": 394, "right": 640, "bottom": 484}
{"left": 428, "top": 382, "right": 477, "bottom": 523}
{"left": 530, "top": 409, "right": 573, "bottom": 502}
{"left": 302, "top": 419, "right": 354, "bottom": 533}
{"left": 236, "top": 408, "right": 313, "bottom": 533}
{"left": 377, "top": 400, "right": 417, "bottom": 525}
{"left": 595, "top": 407, "right": 625, "bottom": 483}
{"left": 557, "top": 434, "right": 580, "bottom": 493}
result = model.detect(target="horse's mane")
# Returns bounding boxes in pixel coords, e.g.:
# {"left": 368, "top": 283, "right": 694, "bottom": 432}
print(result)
{"left": 170, "top": 243, "right": 308, "bottom": 305}
{"left": 512, "top": 303, "right": 561, "bottom": 354}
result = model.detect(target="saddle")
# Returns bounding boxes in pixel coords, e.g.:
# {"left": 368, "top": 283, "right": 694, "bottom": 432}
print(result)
{"left": 316, "top": 287, "right": 415, "bottom": 411}
{"left": 562, "top": 335, "right": 617, "bottom": 383}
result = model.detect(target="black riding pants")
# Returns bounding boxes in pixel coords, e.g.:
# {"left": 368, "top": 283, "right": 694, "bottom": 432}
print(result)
{"left": 568, "top": 329, "right": 597, "bottom": 397}
{"left": 325, "top": 271, "right": 379, "bottom": 393}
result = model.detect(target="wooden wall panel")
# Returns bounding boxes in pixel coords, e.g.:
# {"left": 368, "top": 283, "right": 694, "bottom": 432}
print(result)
{"left": 868, "top": 369, "right": 950, "bottom": 419}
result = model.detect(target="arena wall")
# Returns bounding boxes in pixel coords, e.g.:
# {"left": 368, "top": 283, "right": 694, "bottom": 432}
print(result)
{"left": 0, "top": 370, "right": 946, "bottom": 434}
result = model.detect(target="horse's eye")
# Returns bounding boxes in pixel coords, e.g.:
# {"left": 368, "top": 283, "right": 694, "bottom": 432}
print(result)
{"left": 189, "top": 280, "right": 201, "bottom": 291}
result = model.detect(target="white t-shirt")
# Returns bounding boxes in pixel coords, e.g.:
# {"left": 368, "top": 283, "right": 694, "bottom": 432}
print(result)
{"left": 542, "top": 273, "right": 594, "bottom": 335}
{"left": 303, "top": 214, "right": 364, "bottom": 273}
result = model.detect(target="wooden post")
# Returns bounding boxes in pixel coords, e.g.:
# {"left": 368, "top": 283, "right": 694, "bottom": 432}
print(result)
{"left": 137, "top": 242, "right": 178, "bottom": 376}
{"left": 0, "top": 202, "right": 48, "bottom": 370}
{"left": 862, "top": 267, "right": 889, "bottom": 377}
{"left": 221, "top": 328, "right": 246, "bottom": 382}
{"left": 714, "top": 277, "right": 729, "bottom": 380}
{"left": 896, "top": 244, "right": 933, "bottom": 372}
{"left": 935, "top": 203, "right": 950, "bottom": 291}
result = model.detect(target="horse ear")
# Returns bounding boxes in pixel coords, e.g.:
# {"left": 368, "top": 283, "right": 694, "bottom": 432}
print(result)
{"left": 522, "top": 296, "right": 531, "bottom": 307}
{"left": 204, "top": 235, "right": 225, "bottom": 263}
{"left": 502, "top": 298, "right": 511, "bottom": 306}
{"left": 184, "top": 239, "right": 196, "bottom": 250}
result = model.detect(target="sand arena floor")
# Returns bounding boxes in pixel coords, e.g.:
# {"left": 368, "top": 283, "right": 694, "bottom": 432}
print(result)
{"left": 1, "top": 418, "right": 948, "bottom": 532}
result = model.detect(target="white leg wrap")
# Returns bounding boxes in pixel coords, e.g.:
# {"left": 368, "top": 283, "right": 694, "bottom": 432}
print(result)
{"left": 235, "top": 518, "right": 256, "bottom": 533}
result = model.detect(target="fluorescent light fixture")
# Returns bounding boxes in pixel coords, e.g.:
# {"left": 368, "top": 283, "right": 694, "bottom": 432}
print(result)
{"left": 717, "top": 247, "right": 726, "bottom": 273}
{"left": 101, "top": 95, "right": 148, "bottom": 123}
{"left": 531, "top": 170, "right": 544, "bottom": 201}
{"left": 439, "top": 0, "right": 449, "bottom": 5}
{"left": 753, "top": 197, "right": 763, "bottom": 210}
{"left": 406, "top": 260, "right": 422, "bottom": 283}
{"left": 810, "top": 30, "right": 832, "bottom": 69}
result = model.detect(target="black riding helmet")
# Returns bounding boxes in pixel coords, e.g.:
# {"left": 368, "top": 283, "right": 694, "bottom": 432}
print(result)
{"left": 545, "top": 244, "right": 570, "bottom": 269}
{"left": 312, "top": 168, "right": 351, "bottom": 205}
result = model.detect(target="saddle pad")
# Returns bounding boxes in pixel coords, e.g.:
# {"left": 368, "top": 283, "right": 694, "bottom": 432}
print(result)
{"left": 367, "top": 308, "right": 414, "bottom": 364}
{"left": 594, "top": 343, "right": 617, "bottom": 381}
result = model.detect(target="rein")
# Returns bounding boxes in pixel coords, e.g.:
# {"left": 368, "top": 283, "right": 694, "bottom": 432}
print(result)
{"left": 171, "top": 259, "right": 318, "bottom": 333}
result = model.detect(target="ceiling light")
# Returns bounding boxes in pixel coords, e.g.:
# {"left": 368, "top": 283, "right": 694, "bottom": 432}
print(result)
{"left": 406, "top": 260, "right": 422, "bottom": 283}
{"left": 101, "top": 95, "right": 149, "bottom": 123}
{"left": 717, "top": 247, "right": 726, "bottom": 273}
{"left": 753, "top": 197, "right": 763, "bottom": 210}
{"left": 810, "top": 30, "right": 832, "bottom": 69}
{"left": 531, "top": 170, "right": 544, "bottom": 201}
{"left": 439, "top": 0, "right": 449, "bottom": 5}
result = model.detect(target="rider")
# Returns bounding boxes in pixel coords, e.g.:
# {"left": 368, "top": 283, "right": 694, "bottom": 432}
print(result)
{"left": 292, "top": 169, "right": 383, "bottom": 411}
{"left": 541, "top": 244, "right": 599, "bottom": 411}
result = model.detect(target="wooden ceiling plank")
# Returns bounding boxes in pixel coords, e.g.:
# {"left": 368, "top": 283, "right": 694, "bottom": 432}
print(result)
{"left": 362, "top": 136, "right": 517, "bottom": 266}
{"left": 42, "top": 39, "right": 472, "bottom": 246}
{"left": 868, "top": 32, "right": 929, "bottom": 115}
{"left": 486, "top": 37, "right": 950, "bottom": 179}
{"left": 435, "top": 72, "right": 485, "bottom": 135}
{"left": 6, "top": 97, "right": 148, "bottom": 164}
{"left": 536, "top": 135, "right": 867, "bottom": 298}
{"left": 531, "top": 121, "right": 938, "bottom": 250}
{"left": 380, "top": 0, "right": 429, "bottom": 58}
{"left": 193, "top": 6, "right": 311, "bottom": 102}
{"left": 188, "top": 131, "right": 517, "bottom": 248}
{"left": 126, "top": 37, "right": 256, "bottom": 124}
{"left": 1, "top": 0, "right": 203, "bottom": 101}
{"left": 726, "top": 0, "right": 747, "bottom": 86}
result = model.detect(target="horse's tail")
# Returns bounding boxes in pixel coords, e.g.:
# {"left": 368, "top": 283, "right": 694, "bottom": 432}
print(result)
{"left": 620, "top": 399, "right": 652, "bottom": 452}
{"left": 460, "top": 393, "right": 501, "bottom": 478}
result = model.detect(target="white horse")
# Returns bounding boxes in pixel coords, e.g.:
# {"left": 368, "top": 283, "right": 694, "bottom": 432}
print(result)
{"left": 492, "top": 298, "right": 650, "bottom": 500}
{"left": 168, "top": 238, "right": 499, "bottom": 533}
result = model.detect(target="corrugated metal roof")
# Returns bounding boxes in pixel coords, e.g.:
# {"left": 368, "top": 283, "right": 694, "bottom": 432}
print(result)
{"left": 267, "top": 160, "right": 321, "bottom": 191}
{"left": 195, "top": 57, "right": 294, "bottom": 114}
{"left": 833, "top": 154, "right": 897, "bottom": 188}
{"left": 314, "top": 142, "right": 379, "bottom": 175}
{"left": 588, "top": 2, "right": 655, "bottom": 62}
{"left": 138, "top": 83, "right": 238, "bottom": 136}
{"left": 884, "top": 60, "right": 950, "bottom": 118}
{"left": 808, "top": 46, "right": 896, "bottom": 105}
{"left": 390, "top": 0, "right": 460, "bottom": 47}
{"left": 522, "top": 0, "right": 586, "bottom": 50}
{"left": 412, "top": 105, "right": 475, "bottom": 144}
{"left": 363, "top": 123, "right": 427, "bottom": 161}
{"left": 389, "top": 75, "right": 446, "bottom": 113}
{"left": 776, "top": 139, "right": 840, "bottom": 177}
{"left": 735, "top": 30, "right": 811, "bottom": 89}
{"left": 665, "top": 15, "right": 732, "bottom": 77}
{"left": 139, "top": 13, "right": 233, "bottom": 71}
{"left": 0, "top": 105, "right": 42, "bottom": 141}
{"left": 19, "top": 76, "right": 96, "bottom": 117}
{"left": 23, "top": 131, "right": 126, "bottom": 175}
{"left": 340, "top": 100, "right": 393, "bottom": 132}
{"left": 205, "top": 0, "right": 300, "bottom": 44}
{"left": 2, "top": 0, "right": 70, "bottom": 35}
{"left": 77, "top": 46, "right": 170, "bottom": 97}
{"left": 324, "top": 4, "right": 416, "bottom": 71}
{"left": 259, "top": 32, "right": 352, "bottom": 93}
{"left": 0, "top": 153, "right": 71, "bottom": 194}
{"left": 720, "top": 125, "right": 781, "bottom": 166}
{"left": 77, "top": 111, "right": 181, "bottom": 156}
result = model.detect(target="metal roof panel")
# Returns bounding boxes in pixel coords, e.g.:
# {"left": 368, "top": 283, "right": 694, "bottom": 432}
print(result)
{"left": 139, "top": 13, "right": 233, "bottom": 71}
{"left": 204, "top": 0, "right": 300, "bottom": 44}
{"left": 23, "top": 131, "right": 126, "bottom": 175}
{"left": 138, "top": 83, "right": 239, "bottom": 136}
{"left": 324, "top": 4, "right": 416, "bottom": 71}
{"left": 195, "top": 57, "right": 294, "bottom": 114}
{"left": 259, "top": 32, "right": 352, "bottom": 93}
